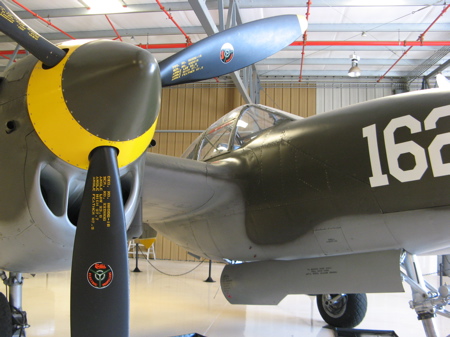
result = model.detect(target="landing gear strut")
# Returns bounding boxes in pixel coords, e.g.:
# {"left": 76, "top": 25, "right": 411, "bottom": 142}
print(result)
{"left": 401, "top": 251, "right": 450, "bottom": 337}
{"left": 0, "top": 271, "right": 29, "bottom": 336}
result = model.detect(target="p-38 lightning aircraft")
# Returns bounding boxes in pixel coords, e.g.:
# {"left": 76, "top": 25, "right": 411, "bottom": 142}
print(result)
{"left": 0, "top": 1, "right": 449, "bottom": 337}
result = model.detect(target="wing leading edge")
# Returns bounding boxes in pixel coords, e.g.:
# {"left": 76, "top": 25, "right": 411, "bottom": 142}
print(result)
{"left": 142, "top": 152, "right": 246, "bottom": 259}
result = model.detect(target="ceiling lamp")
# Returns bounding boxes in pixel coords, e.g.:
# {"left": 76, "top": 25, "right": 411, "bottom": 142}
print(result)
{"left": 348, "top": 53, "right": 361, "bottom": 77}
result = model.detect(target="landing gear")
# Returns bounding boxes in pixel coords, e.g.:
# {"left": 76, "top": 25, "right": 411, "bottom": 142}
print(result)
{"left": 0, "top": 271, "right": 29, "bottom": 336}
{"left": 316, "top": 293, "right": 367, "bottom": 328}
{"left": 0, "top": 292, "right": 12, "bottom": 337}
{"left": 401, "top": 252, "right": 450, "bottom": 337}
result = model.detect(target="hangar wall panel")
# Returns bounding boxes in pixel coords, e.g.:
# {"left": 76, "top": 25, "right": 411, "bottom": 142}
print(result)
{"left": 153, "top": 85, "right": 238, "bottom": 157}
{"left": 260, "top": 84, "right": 316, "bottom": 117}
{"left": 316, "top": 84, "right": 393, "bottom": 114}
{"left": 146, "top": 84, "right": 316, "bottom": 261}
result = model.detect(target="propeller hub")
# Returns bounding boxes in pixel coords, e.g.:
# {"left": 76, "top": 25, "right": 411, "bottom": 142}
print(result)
{"left": 62, "top": 40, "right": 159, "bottom": 142}
{"left": 27, "top": 40, "right": 161, "bottom": 169}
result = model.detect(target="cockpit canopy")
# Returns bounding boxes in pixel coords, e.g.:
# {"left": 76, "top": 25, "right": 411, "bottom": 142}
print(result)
{"left": 182, "top": 104, "right": 301, "bottom": 161}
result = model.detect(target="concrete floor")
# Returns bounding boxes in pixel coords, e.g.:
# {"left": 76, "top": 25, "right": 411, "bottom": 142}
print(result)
{"left": 17, "top": 259, "right": 450, "bottom": 337}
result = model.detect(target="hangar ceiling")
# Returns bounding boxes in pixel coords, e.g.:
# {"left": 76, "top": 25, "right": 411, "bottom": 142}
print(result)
{"left": 1, "top": 0, "right": 449, "bottom": 87}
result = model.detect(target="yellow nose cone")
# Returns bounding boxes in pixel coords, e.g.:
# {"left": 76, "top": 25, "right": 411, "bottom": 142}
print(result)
{"left": 27, "top": 40, "right": 161, "bottom": 169}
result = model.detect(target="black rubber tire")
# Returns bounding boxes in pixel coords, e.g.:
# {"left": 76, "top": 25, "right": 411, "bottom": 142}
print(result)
{"left": 316, "top": 293, "right": 367, "bottom": 328}
{"left": 0, "top": 292, "right": 12, "bottom": 337}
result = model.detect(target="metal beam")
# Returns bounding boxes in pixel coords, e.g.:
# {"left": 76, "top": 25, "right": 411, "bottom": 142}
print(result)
{"left": 188, "top": 0, "right": 218, "bottom": 36}
{"left": 188, "top": 0, "right": 253, "bottom": 104}
{"left": 406, "top": 46, "right": 450, "bottom": 81}
{"left": 218, "top": 0, "right": 225, "bottom": 31}
{"left": 3, "top": 23, "right": 447, "bottom": 43}
{"left": 13, "top": 1, "right": 445, "bottom": 19}
{"left": 307, "top": 23, "right": 450, "bottom": 32}
{"left": 0, "top": 27, "right": 206, "bottom": 43}
{"left": 4, "top": 44, "right": 20, "bottom": 72}
{"left": 285, "top": 45, "right": 445, "bottom": 52}
{"left": 250, "top": 65, "right": 261, "bottom": 103}
{"left": 232, "top": 71, "right": 252, "bottom": 103}
{"left": 258, "top": 58, "right": 428, "bottom": 66}
{"left": 257, "top": 69, "right": 433, "bottom": 77}
{"left": 225, "top": 0, "right": 237, "bottom": 29}
{"left": 425, "top": 59, "right": 450, "bottom": 79}
{"left": 225, "top": 0, "right": 257, "bottom": 103}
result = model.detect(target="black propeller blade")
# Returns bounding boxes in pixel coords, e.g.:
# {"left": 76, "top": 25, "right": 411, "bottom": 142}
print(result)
{"left": 0, "top": 1, "right": 65, "bottom": 67}
{"left": 71, "top": 146, "right": 129, "bottom": 337}
{"left": 159, "top": 14, "right": 307, "bottom": 87}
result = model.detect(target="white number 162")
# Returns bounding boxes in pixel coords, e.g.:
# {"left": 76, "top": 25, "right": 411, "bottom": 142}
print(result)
{"left": 362, "top": 105, "right": 450, "bottom": 187}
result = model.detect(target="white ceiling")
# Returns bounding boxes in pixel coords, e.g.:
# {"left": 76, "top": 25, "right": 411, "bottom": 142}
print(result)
{"left": 2, "top": 0, "right": 450, "bottom": 84}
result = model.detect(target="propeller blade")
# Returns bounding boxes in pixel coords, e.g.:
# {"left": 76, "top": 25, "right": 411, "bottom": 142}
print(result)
{"left": 71, "top": 146, "right": 129, "bottom": 337}
{"left": 159, "top": 14, "right": 307, "bottom": 87}
{"left": 0, "top": 1, "right": 65, "bottom": 67}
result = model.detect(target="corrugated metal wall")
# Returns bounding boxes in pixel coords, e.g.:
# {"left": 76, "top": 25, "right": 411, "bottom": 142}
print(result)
{"left": 260, "top": 83, "right": 316, "bottom": 117}
{"left": 147, "top": 83, "right": 316, "bottom": 260}
{"left": 316, "top": 83, "right": 394, "bottom": 114}
{"left": 152, "top": 85, "right": 239, "bottom": 158}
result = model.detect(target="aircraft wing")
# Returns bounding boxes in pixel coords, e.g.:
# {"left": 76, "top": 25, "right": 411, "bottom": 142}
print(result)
{"left": 142, "top": 152, "right": 243, "bottom": 225}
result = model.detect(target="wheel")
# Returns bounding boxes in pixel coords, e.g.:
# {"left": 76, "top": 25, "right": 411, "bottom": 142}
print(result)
{"left": 316, "top": 293, "right": 367, "bottom": 328}
{"left": 0, "top": 292, "right": 12, "bottom": 337}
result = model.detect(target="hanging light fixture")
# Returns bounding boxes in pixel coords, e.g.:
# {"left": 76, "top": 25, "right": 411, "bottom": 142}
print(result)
{"left": 348, "top": 53, "right": 361, "bottom": 77}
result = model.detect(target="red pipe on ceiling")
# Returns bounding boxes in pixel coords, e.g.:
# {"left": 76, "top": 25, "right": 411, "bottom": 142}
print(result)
{"left": 134, "top": 41, "right": 450, "bottom": 50}
{"left": 105, "top": 15, "right": 123, "bottom": 42}
{"left": 0, "top": 50, "right": 27, "bottom": 56}
{"left": 377, "top": 4, "right": 450, "bottom": 82}
{"left": 299, "top": 0, "right": 312, "bottom": 82}
{"left": 154, "top": 0, "right": 192, "bottom": 46}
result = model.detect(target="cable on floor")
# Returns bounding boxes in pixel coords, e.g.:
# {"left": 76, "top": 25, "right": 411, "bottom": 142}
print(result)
{"left": 134, "top": 244, "right": 206, "bottom": 277}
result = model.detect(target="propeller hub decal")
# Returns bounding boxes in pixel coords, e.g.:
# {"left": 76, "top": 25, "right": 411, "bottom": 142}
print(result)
{"left": 220, "top": 43, "right": 234, "bottom": 64}
{"left": 87, "top": 262, "right": 114, "bottom": 289}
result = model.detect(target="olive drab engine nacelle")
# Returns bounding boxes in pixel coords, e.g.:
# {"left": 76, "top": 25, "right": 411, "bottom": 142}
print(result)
{"left": 0, "top": 39, "right": 162, "bottom": 272}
